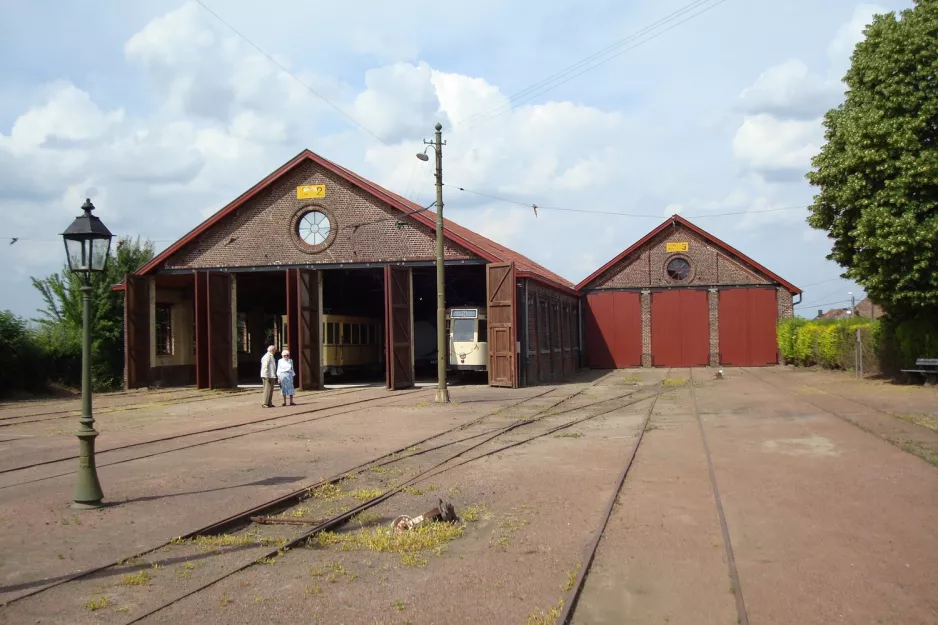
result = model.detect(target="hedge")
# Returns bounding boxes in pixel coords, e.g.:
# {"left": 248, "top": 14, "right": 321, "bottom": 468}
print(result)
{"left": 777, "top": 316, "right": 879, "bottom": 372}
{"left": 779, "top": 310, "right": 938, "bottom": 376}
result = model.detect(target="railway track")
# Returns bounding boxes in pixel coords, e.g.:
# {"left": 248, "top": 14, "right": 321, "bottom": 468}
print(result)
{"left": 0, "top": 386, "right": 371, "bottom": 428}
{"left": 0, "top": 376, "right": 654, "bottom": 622}
{"left": 0, "top": 387, "right": 431, "bottom": 488}
{"left": 557, "top": 369, "right": 750, "bottom": 625}
{"left": 0, "top": 388, "right": 254, "bottom": 426}
{"left": 0, "top": 383, "right": 570, "bottom": 607}
{"left": 121, "top": 386, "right": 657, "bottom": 624}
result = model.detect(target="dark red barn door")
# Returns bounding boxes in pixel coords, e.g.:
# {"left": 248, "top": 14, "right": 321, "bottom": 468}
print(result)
{"left": 584, "top": 291, "right": 641, "bottom": 369}
{"left": 718, "top": 288, "right": 778, "bottom": 366}
{"left": 296, "top": 269, "right": 322, "bottom": 390}
{"left": 487, "top": 263, "right": 516, "bottom": 388}
{"left": 195, "top": 272, "right": 209, "bottom": 389}
{"left": 125, "top": 273, "right": 150, "bottom": 389}
{"left": 650, "top": 290, "right": 709, "bottom": 367}
{"left": 385, "top": 266, "right": 414, "bottom": 390}
{"left": 207, "top": 272, "right": 234, "bottom": 389}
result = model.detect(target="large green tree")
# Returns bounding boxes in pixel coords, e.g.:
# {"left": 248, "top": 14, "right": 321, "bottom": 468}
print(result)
{"left": 806, "top": 0, "right": 938, "bottom": 314}
{"left": 32, "top": 236, "right": 155, "bottom": 390}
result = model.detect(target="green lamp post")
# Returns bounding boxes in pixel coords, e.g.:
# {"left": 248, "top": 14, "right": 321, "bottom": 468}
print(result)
{"left": 62, "top": 198, "right": 113, "bottom": 509}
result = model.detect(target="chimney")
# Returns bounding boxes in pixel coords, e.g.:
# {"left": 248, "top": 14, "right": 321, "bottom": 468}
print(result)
{"left": 817, "top": 309, "right": 822, "bottom": 318}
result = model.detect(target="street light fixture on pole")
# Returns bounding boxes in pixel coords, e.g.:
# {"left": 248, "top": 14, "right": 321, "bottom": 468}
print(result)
{"left": 62, "top": 198, "right": 113, "bottom": 508}
{"left": 417, "top": 123, "right": 450, "bottom": 404}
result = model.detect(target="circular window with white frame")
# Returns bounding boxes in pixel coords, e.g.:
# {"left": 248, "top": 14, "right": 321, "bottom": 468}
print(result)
{"left": 290, "top": 206, "right": 337, "bottom": 253}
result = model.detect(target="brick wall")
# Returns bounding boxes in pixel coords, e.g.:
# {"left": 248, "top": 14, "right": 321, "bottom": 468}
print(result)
{"left": 777, "top": 288, "right": 794, "bottom": 319}
{"left": 708, "top": 289, "right": 719, "bottom": 366}
{"left": 591, "top": 223, "right": 774, "bottom": 290}
{"left": 163, "top": 161, "right": 477, "bottom": 270}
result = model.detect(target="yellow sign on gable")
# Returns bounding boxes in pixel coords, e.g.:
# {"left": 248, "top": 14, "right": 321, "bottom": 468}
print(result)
{"left": 297, "top": 185, "right": 326, "bottom": 199}
{"left": 666, "top": 242, "right": 689, "bottom": 252}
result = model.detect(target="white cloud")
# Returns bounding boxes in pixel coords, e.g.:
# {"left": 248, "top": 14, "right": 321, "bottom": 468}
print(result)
{"left": 828, "top": 4, "right": 888, "bottom": 80}
{"left": 738, "top": 59, "right": 840, "bottom": 120}
{"left": 732, "top": 114, "right": 823, "bottom": 177}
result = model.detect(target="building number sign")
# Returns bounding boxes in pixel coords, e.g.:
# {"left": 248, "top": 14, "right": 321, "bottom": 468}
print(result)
{"left": 297, "top": 185, "right": 327, "bottom": 199}
{"left": 666, "top": 242, "right": 689, "bottom": 252}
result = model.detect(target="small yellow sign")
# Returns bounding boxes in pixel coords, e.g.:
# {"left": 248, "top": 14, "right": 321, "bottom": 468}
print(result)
{"left": 297, "top": 185, "right": 326, "bottom": 199}
{"left": 666, "top": 242, "right": 689, "bottom": 252}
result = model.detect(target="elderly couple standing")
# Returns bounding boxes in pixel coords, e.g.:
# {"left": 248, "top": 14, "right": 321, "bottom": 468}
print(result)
{"left": 260, "top": 345, "right": 296, "bottom": 408}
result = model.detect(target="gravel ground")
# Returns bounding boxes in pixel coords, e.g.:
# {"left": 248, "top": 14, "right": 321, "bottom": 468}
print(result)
{"left": 1, "top": 368, "right": 936, "bottom": 625}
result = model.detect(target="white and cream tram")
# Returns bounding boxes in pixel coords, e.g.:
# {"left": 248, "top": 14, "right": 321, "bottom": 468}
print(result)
{"left": 446, "top": 307, "right": 488, "bottom": 371}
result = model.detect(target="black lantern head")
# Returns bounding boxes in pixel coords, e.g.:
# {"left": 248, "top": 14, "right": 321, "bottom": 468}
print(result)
{"left": 62, "top": 199, "right": 113, "bottom": 276}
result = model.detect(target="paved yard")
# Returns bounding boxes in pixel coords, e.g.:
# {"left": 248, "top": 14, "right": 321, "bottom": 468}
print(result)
{"left": 0, "top": 368, "right": 935, "bottom": 624}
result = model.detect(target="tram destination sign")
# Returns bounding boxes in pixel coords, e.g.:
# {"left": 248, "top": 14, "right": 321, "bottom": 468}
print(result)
{"left": 451, "top": 309, "right": 478, "bottom": 319}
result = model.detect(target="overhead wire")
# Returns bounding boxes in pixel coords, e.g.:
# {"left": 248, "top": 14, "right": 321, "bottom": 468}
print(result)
{"left": 192, "top": 0, "right": 390, "bottom": 147}
{"left": 443, "top": 182, "right": 809, "bottom": 219}
{"left": 456, "top": 0, "right": 731, "bottom": 130}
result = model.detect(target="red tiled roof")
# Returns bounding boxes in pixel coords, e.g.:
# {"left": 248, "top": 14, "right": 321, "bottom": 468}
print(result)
{"left": 575, "top": 214, "right": 802, "bottom": 295}
{"left": 134, "top": 149, "right": 575, "bottom": 295}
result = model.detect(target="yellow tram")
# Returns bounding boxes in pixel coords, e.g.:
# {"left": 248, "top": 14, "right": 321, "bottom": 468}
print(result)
{"left": 446, "top": 307, "right": 488, "bottom": 371}
{"left": 321, "top": 314, "right": 383, "bottom": 376}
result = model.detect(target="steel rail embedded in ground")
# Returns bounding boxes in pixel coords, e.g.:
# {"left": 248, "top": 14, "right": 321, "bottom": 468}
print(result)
{"left": 0, "top": 385, "right": 564, "bottom": 607}
{"left": 554, "top": 370, "right": 669, "bottom": 625}
{"left": 123, "top": 385, "right": 658, "bottom": 624}
{"left": 0, "top": 387, "right": 416, "bottom": 478}
{"left": 689, "top": 368, "right": 750, "bottom": 625}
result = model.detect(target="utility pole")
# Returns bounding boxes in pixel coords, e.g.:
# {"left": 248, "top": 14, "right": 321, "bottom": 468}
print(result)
{"left": 422, "top": 123, "right": 449, "bottom": 404}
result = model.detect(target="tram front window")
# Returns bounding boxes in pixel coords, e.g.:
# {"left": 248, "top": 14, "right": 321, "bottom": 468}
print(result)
{"left": 452, "top": 319, "right": 475, "bottom": 342}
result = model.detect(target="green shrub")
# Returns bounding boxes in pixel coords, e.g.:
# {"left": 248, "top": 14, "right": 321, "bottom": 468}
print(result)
{"left": 779, "top": 317, "right": 880, "bottom": 370}
{"left": 877, "top": 309, "right": 938, "bottom": 375}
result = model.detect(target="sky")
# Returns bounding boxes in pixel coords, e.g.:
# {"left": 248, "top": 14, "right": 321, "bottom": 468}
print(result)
{"left": 0, "top": 0, "right": 913, "bottom": 320}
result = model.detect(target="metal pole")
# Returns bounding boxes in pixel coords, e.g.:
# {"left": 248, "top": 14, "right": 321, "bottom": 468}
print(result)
{"left": 434, "top": 122, "right": 450, "bottom": 404}
{"left": 73, "top": 280, "right": 104, "bottom": 508}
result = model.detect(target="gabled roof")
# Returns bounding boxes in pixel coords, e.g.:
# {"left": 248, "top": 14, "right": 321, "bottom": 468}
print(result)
{"left": 133, "top": 149, "right": 576, "bottom": 294}
{"left": 575, "top": 214, "right": 802, "bottom": 294}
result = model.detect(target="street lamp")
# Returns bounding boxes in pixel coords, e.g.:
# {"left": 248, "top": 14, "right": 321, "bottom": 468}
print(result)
{"left": 417, "top": 123, "right": 449, "bottom": 404}
{"left": 62, "top": 198, "right": 113, "bottom": 508}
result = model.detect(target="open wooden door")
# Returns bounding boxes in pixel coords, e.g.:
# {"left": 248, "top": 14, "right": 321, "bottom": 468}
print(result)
{"left": 125, "top": 273, "right": 150, "bottom": 389}
{"left": 194, "top": 272, "right": 209, "bottom": 388}
{"left": 385, "top": 265, "right": 414, "bottom": 390}
{"left": 207, "top": 272, "right": 235, "bottom": 389}
{"left": 297, "top": 269, "right": 322, "bottom": 390}
{"left": 487, "top": 263, "right": 516, "bottom": 388}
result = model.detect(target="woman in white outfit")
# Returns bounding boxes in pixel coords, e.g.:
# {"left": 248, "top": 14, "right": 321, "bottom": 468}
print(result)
{"left": 277, "top": 350, "right": 296, "bottom": 406}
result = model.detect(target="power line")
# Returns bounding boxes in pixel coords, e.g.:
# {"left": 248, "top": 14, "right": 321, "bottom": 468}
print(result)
{"left": 797, "top": 286, "right": 855, "bottom": 309}
{"left": 444, "top": 183, "right": 808, "bottom": 219}
{"left": 192, "top": 0, "right": 390, "bottom": 147}
{"left": 798, "top": 276, "right": 847, "bottom": 289}
{"left": 3, "top": 201, "right": 439, "bottom": 249}
{"left": 455, "top": 0, "right": 718, "bottom": 128}
{"left": 795, "top": 298, "right": 852, "bottom": 310}
{"left": 457, "top": 0, "right": 730, "bottom": 130}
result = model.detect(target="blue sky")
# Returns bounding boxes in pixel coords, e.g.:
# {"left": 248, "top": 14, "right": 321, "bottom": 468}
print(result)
{"left": 0, "top": 0, "right": 912, "bottom": 320}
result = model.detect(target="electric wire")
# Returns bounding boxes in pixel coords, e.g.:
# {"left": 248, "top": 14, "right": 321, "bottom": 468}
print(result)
{"left": 455, "top": 0, "right": 720, "bottom": 128}
{"left": 443, "top": 182, "right": 809, "bottom": 219}
{"left": 458, "top": 0, "right": 731, "bottom": 130}
{"left": 192, "top": 0, "right": 390, "bottom": 146}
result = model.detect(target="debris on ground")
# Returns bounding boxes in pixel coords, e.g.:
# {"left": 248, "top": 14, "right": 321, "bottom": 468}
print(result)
{"left": 392, "top": 498, "right": 459, "bottom": 532}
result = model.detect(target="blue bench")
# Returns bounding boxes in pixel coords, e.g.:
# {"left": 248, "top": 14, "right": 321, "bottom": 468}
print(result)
{"left": 901, "top": 358, "right": 938, "bottom": 386}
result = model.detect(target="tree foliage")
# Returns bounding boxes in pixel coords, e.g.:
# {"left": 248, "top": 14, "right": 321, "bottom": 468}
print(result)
{"left": 31, "top": 237, "right": 155, "bottom": 391}
{"left": 806, "top": 0, "right": 938, "bottom": 313}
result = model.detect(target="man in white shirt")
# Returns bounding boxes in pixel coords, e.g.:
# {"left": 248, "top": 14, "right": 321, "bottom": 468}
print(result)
{"left": 260, "top": 345, "right": 277, "bottom": 408}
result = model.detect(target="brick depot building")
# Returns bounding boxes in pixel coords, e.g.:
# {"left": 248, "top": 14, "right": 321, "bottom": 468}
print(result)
{"left": 577, "top": 215, "right": 801, "bottom": 369}
{"left": 118, "top": 152, "right": 800, "bottom": 391}
{"left": 117, "top": 149, "right": 581, "bottom": 391}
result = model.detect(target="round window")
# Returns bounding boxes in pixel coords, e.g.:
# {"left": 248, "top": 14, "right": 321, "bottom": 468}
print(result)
{"left": 666, "top": 257, "right": 691, "bottom": 281}
{"left": 298, "top": 211, "right": 331, "bottom": 246}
